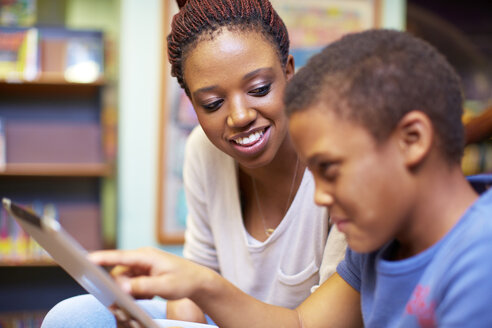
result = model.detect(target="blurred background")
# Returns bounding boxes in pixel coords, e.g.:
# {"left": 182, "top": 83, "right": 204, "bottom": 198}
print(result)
{"left": 0, "top": 0, "right": 490, "bottom": 325}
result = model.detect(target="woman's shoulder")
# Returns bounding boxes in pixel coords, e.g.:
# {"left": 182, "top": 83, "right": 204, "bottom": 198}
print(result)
{"left": 187, "top": 125, "right": 211, "bottom": 149}
{"left": 185, "top": 125, "right": 234, "bottom": 167}
{"left": 187, "top": 126, "right": 221, "bottom": 156}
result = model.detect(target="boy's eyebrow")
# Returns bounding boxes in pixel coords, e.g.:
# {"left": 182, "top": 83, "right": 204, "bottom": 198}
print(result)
{"left": 306, "top": 153, "right": 340, "bottom": 168}
{"left": 307, "top": 153, "right": 329, "bottom": 167}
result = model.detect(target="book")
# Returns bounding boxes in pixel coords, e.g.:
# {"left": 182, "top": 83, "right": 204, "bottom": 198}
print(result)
{"left": 0, "top": 202, "right": 55, "bottom": 263}
{"left": 0, "top": 117, "right": 6, "bottom": 171}
{"left": 0, "top": 27, "right": 38, "bottom": 81}
{"left": 64, "top": 34, "right": 104, "bottom": 83}
{"left": 0, "top": 0, "right": 36, "bottom": 27}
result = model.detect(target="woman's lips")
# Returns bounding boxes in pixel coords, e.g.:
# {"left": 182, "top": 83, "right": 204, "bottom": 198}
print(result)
{"left": 230, "top": 126, "right": 271, "bottom": 157}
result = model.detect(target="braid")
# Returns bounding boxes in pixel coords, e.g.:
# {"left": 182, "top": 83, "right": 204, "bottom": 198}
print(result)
{"left": 167, "top": 0, "right": 290, "bottom": 97}
{"left": 176, "top": 0, "right": 187, "bottom": 9}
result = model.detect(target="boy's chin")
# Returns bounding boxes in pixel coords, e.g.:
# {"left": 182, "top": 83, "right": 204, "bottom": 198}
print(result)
{"left": 347, "top": 238, "right": 386, "bottom": 254}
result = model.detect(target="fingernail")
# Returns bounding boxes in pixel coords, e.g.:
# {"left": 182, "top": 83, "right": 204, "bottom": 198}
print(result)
{"left": 121, "top": 279, "right": 132, "bottom": 293}
{"left": 112, "top": 308, "right": 129, "bottom": 321}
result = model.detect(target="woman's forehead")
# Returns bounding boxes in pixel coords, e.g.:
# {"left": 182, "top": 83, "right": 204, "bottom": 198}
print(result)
{"left": 183, "top": 29, "right": 282, "bottom": 89}
{"left": 188, "top": 28, "right": 276, "bottom": 62}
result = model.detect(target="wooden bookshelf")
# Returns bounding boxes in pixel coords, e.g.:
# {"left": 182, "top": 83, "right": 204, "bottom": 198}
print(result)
{"left": 0, "top": 163, "right": 113, "bottom": 177}
{"left": 0, "top": 26, "right": 116, "bottom": 316}
{"left": 0, "top": 73, "right": 105, "bottom": 86}
{"left": 0, "top": 259, "right": 56, "bottom": 267}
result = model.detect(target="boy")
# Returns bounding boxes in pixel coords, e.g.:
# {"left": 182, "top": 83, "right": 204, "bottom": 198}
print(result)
{"left": 89, "top": 29, "right": 492, "bottom": 327}
{"left": 284, "top": 28, "right": 492, "bottom": 327}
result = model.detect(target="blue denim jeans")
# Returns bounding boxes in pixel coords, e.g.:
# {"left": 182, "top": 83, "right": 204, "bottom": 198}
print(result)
{"left": 41, "top": 294, "right": 217, "bottom": 328}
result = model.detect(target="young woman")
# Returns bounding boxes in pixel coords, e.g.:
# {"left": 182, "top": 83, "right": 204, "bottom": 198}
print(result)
{"left": 41, "top": 0, "right": 346, "bottom": 326}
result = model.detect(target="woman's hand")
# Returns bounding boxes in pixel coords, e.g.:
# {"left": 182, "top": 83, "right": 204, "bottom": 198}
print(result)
{"left": 88, "top": 247, "right": 217, "bottom": 301}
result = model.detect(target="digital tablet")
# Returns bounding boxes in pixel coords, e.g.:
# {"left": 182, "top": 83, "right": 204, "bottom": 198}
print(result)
{"left": 2, "top": 198, "right": 215, "bottom": 328}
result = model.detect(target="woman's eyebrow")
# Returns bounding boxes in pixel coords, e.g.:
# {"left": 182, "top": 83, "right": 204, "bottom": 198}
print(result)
{"left": 242, "top": 67, "right": 274, "bottom": 81}
{"left": 192, "top": 85, "right": 218, "bottom": 98}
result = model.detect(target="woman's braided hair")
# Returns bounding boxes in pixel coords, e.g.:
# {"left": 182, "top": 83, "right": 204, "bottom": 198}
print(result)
{"left": 167, "top": 0, "right": 290, "bottom": 96}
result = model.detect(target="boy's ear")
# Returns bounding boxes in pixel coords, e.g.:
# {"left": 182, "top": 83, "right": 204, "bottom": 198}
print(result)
{"left": 285, "top": 54, "right": 295, "bottom": 81}
{"left": 395, "top": 110, "right": 433, "bottom": 168}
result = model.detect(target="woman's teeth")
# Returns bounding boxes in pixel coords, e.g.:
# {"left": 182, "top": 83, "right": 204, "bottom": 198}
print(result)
{"left": 235, "top": 130, "right": 264, "bottom": 145}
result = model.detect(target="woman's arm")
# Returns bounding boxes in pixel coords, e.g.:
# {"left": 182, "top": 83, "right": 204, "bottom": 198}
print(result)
{"left": 89, "top": 247, "right": 362, "bottom": 328}
{"left": 182, "top": 127, "right": 220, "bottom": 270}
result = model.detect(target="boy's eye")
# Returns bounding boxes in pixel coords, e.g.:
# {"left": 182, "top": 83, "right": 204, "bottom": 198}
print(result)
{"left": 249, "top": 84, "right": 271, "bottom": 96}
{"left": 202, "top": 99, "right": 224, "bottom": 112}
{"left": 319, "top": 162, "right": 339, "bottom": 181}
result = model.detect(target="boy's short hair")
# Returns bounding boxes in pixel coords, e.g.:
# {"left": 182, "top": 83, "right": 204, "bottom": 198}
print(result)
{"left": 285, "top": 29, "right": 465, "bottom": 164}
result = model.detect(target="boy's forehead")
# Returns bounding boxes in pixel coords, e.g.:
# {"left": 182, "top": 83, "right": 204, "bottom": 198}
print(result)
{"left": 289, "top": 103, "right": 377, "bottom": 161}
{"left": 290, "top": 102, "right": 343, "bottom": 128}
{"left": 289, "top": 106, "right": 342, "bottom": 154}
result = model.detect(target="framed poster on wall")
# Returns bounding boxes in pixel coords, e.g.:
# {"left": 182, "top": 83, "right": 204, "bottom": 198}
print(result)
{"left": 270, "top": 0, "right": 381, "bottom": 69}
{"left": 156, "top": 0, "right": 380, "bottom": 244}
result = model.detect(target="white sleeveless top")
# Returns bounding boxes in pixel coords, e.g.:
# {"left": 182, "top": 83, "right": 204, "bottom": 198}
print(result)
{"left": 182, "top": 126, "right": 346, "bottom": 308}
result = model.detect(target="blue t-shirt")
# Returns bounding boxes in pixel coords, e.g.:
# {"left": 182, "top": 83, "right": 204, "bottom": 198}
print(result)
{"left": 337, "top": 188, "right": 492, "bottom": 327}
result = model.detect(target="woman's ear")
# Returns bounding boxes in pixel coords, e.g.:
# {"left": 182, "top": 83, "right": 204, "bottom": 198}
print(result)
{"left": 396, "top": 110, "right": 433, "bottom": 168}
{"left": 285, "top": 54, "right": 295, "bottom": 81}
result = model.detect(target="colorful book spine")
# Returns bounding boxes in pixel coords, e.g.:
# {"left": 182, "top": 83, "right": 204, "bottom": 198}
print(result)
{"left": 0, "top": 208, "right": 12, "bottom": 259}
{"left": 0, "top": 311, "right": 46, "bottom": 328}
{"left": 0, "top": 117, "right": 6, "bottom": 172}
{"left": 0, "top": 202, "right": 53, "bottom": 264}
{"left": 0, "top": 27, "right": 39, "bottom": 81}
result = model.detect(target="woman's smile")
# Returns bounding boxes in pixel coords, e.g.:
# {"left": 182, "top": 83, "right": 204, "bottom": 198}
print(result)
{"left": 229, "top": 126, "right": 271, "bottom": 156}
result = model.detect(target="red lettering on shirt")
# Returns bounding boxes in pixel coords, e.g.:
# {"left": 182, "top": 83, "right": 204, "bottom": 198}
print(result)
{"left": 405, "top": 285, "right": 436, "bottom": 328}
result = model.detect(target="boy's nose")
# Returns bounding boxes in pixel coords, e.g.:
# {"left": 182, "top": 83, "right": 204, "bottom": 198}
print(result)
{"left": 314, "top": 187, "right": 334, "bottom": 208}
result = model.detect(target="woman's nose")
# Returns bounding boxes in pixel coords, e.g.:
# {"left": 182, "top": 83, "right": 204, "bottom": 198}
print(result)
{"left": 226, "top": 98, "right": 257, "bottom": 128}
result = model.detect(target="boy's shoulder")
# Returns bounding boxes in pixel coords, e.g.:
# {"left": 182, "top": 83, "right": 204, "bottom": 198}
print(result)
{"left": 458, "top": 186, "right": 492, "bottom": 240}
{"left": 426, "top": 186, "right": 492, "bottom": 283}
{"left": 454, "top": 175, "right": 492, "bottom": 242}
{"left": 413, "top": 188, "right": 492, "bottom": 326}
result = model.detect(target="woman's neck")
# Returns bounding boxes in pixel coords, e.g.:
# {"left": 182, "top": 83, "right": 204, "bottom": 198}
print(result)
{"left": 238, "top": 135, "right": 305, "bottom": 241}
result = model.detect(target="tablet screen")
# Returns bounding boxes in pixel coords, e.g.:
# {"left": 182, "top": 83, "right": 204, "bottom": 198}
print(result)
{"left": 2, "top": 198, "right": 161, "bottom": 328}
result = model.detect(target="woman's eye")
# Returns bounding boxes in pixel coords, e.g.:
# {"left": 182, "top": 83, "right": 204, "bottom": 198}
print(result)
{"left": 202, "top": 99, "right": 223, "bottom": 112}
{"left": 249, "top": 84, "right": 271, "bottom": 96}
